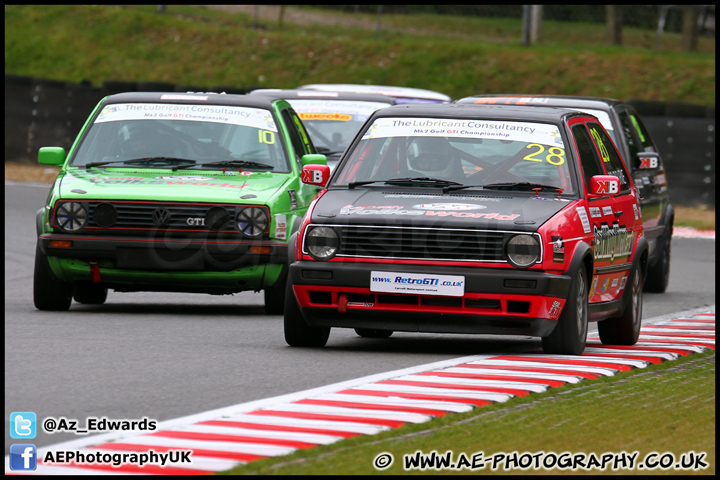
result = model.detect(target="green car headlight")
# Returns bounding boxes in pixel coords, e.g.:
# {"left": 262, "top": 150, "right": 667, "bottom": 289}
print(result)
{"left": 306, "top": 226, "right": 339, "bottom": 261}
{"left": 55, "top": 202, "right": 87, "bottom": 232}
{"left": 506, "top": 234, "right": 540, "bottom": 268}
{"left": 236, "top": 207, "right": 269, "bottom": 238}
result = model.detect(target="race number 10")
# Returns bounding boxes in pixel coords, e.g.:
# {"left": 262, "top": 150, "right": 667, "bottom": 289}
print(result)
{"left": 258, "top": 131, "right": 275, "bottom": 144}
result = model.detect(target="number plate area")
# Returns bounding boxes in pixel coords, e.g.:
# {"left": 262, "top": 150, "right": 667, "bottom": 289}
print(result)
{"left": 370, "top": 271, "right": 465, "bottom": 297}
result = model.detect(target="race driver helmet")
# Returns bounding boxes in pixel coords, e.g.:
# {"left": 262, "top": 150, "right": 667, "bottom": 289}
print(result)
{"left": 406, "top": 136, "right": 461, "bottom": 179}
{"left": 118, "top": 123, "right": 161, "bottom": 158}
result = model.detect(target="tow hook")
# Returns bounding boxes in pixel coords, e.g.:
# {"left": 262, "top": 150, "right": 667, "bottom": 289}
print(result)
{"left": 89, "top": 261, "right": 101, "bottom": 283}
{"left": 338, "top": 294, "right": 348, "bottom": 314}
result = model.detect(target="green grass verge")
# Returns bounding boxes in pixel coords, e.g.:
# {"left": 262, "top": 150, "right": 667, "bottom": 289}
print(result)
{"left": 673, "top": 206, "right": 716, "bottom": 231}
{"left": 223, "top": 350, "right": 715, "bottom": 475}
{"left": 4, "top": 5, "right": 715, "bottom": 105}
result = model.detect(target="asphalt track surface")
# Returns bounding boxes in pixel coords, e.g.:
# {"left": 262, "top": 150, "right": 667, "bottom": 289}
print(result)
{"left": 5, "top": 309, "right": 715, "bottom": 474}
{"left": 4, "top": 181, "right": 716, "bottom": 474}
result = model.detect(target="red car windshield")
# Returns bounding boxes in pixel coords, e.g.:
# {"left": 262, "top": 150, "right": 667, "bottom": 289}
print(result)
{"left": 334, "top": 116, "right": 576, "bottom": 195}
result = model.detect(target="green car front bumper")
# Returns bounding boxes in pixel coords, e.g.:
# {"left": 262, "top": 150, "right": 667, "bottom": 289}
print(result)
{"left": 40, "top": 233, "right": 288, "bottom": 294}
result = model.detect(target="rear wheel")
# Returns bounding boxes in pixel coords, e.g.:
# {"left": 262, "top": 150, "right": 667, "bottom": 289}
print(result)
{"left": 644, "top": 233, "right": 671, "bottom": 293}
{"left": 598, "top": 264, "right": 643, "bottom": 345}
{"left": 283, "top": 277, "right": 329, "bottom": 347}
{"left": 33, "top": 243, "right": 72, "bottom": 311}
{"left": 542, "top": 263, "right": 588, "bottom": 355}
{"left": 355, "top": 328, "right": 393, "bottom": 338}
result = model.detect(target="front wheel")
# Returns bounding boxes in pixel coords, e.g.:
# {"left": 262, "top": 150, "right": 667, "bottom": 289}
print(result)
{"left": 33, "top": 243, "right": 72, "bottom": 311}
{"left": 264, "top": 267, "right": 287, "bottom": 315}
{"left": 542, "top": 263, "right": 588, "bottom": 355}
{"left": 598, "top": 264, "right": 643, "bottom": 345}
{"left": 73, "top": 284, "right": 108, "bottom": 305}
{"left": 283, "top": 277, "right": 329, "bottom": 347}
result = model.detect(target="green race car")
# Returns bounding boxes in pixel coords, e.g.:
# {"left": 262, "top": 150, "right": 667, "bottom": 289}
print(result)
{"left": 33, "top": 91, "right": 327, "bottom": 313}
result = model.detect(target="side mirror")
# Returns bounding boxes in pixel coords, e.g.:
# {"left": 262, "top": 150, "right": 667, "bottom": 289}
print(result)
{"left": 301, "top": 164, "right": 331, "bottom": 187}
{"left": 636, "top": 151, "right": 660, "bottom": 170}
{"left": 301, "top": 154, "right": 327, "bottom": 167}
{"left": 38, "top": 146, "right": 66, "bottom": 167}
{"left": 589, "top": 175, "right": 620, "bottom": 198}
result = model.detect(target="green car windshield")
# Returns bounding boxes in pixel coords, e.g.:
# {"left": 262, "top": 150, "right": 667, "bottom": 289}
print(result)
{"left": 333, "top": 116, "right": 577, "bottom": 195}
{"left": 70, "top": 103, "right": 291, "bottom": 172}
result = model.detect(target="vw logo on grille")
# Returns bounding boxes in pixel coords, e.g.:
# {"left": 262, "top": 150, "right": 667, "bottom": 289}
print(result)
{"left": 152, "top": 208, "right": 172, "bottom": 226}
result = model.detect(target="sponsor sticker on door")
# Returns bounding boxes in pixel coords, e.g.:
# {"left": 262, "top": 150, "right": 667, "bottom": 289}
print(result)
{"left": 370, "top": 271, "right": 465, "bottom": 297}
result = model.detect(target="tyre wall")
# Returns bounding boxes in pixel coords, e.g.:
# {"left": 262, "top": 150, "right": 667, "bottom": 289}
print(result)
{"left": 4, "top": 75, "right": 715, "bottom": 207}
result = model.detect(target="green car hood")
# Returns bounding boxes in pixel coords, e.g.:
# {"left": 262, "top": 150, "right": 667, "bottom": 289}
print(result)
{"left": 57, "top": 168, "right": 291, "bottom": 205}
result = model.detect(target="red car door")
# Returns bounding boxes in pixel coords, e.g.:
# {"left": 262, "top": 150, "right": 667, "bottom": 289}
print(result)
{"left": 568, "top": 118, "right": 641, "bottom": 304}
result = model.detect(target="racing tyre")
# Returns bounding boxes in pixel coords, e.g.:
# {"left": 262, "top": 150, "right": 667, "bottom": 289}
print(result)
{"left": 643, "top": 232, "right": 671, "bottom": 293}
{"left": 355, "top": 328, "right": 393, "bottom": 338}
{"left": 264, "top": 266, "right": 287, "bottom": 315}
{"left": 73, "top": 284, "right": 108, "bottom": 305}
{"left": 33, "top": 243, "right": 72, "bottom": 311}
{"left": 283, "top": 277, "right": 330, "bottom": 347}
{"left": 598, "top": 264, "right": 643, "bottom": 345}
{"left": 542, "top": 263, "right": 588, "bottom": 355}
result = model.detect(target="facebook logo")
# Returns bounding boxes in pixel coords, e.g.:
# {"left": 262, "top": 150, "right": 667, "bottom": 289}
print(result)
{"left": 10, "top": 411, "right": 36, "bottom": 439}
{"left": 9, "top": 444, "right": 37, "bottom": 471}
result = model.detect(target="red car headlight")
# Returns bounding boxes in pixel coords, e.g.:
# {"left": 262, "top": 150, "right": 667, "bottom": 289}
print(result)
{"left": 506, "top": 234, "right": 541, "bottom": 268}
{"left": 306, "top": 226, "right": 339, "bottom": 261}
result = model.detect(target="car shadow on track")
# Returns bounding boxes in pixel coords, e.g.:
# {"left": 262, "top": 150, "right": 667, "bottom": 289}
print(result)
{"left": 322, "top": 332, "right": 542, "bottom": 357}
{"left": 66, "top": 303, "right": 268, "bottom": 316}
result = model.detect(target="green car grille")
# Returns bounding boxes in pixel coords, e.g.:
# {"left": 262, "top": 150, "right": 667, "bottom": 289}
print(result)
{"left": 52, "top": 200, "right": 269, "bottom": 237}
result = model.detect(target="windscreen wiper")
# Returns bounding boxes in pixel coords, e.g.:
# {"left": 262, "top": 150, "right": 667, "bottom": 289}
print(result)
{"left": 172, "top": 160, "right": 275, "bottom": 171}
{"left": 348, "top": 177, "right": 463, "bottom": 189}
{"left": 348, "top": 180, "right": 386, "bottom": 189}
{"left": 315, "top": 146, "right": 344, "bottom": 156}
{"left": 480, "top": 182, "right": 561, "bottom": 191}
{"left": 444, "top": 182, "right": 563, "bottom": 194}
{"left": 442, "top": 184, "right": 485, "bottom": 193}
{"left": 84, "top": 157, "right": 196, "bottom": 169}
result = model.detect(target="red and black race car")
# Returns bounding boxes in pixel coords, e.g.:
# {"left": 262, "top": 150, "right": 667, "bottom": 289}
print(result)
{"left": 285, "top": 103, "right": 648, "bottom": 355}
{"left": 455, "top": 94, "right": 673, "bottom": 293}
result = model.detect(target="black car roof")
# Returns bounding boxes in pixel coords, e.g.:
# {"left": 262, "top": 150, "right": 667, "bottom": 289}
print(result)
{"left": 372, "top": 103, "right": 595, "bottom": 123}
{"left": 454, "top": 94, "right": 624, "bottom": 111}
{"left": 248, "top": 89, "right": 397, "bottom": 105}
{"left": 103, "top": 91, "right": 284, "bottom": 108}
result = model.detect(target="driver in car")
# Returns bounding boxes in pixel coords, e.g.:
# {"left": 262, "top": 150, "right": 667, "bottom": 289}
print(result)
{"left": 118, "top": 124, "right": 171, "bottom": 159}
{"left": 406, "top": 137, "right": 466, "bottom": 183}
